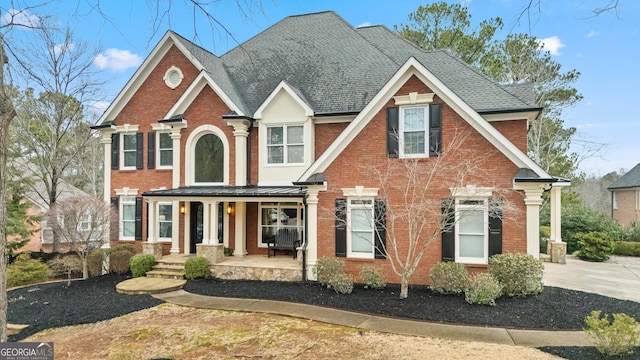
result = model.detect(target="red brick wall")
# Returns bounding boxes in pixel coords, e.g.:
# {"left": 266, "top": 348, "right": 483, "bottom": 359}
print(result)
{"left": 491, "top": 120, "right": 528, "bottom": 153}
{"left": 612, "top": 189, "right": 640, "bottom": 226}
{"left": 317, "top": 75, "right": 527, "bottom": 285}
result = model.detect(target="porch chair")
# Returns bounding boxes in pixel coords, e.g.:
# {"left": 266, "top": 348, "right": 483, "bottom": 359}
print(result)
{"left": 268, "top": 228, "right": 300, "bottom": 259}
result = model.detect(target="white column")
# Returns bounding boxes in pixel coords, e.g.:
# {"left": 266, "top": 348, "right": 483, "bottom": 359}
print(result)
{"left": 183, "top": 202, "right": 190, "bottom": 254}
{"left": 99, "top": 131, "right": 114, "bottom": 250}
{"left": 523, "top": 187, "right": 544, "bottom": 258}
{"left": 234, "top": 202, "right": 247, "bottom": 256}
{"left": 305, "top": 188, "right": 321, "bottom": 280}
{"left": 170, "top": 200, "right": 180, "bottom": 253}
{"left": 223, "top": 202, "right": 230, "bottom": 248}
{"left": 147, "top": 199, "right": 157, "bottom": 243}
{"left": 202, "top": 202, "right": 212, "bottom": 245}
{"left": 171, "top": 131, "right": 182, "bottom": 188}
{"left": 227, "top": 119, "right": 251, "bottom": 186}
{"left": 550, "top": 185, "right": 562, "bottom": 243}
{"left": 211, "top": 201, "right": 219, "bottom": 244}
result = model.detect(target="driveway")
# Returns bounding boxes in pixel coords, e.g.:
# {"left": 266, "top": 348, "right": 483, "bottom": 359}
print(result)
{"left": 544, "top": 255, "right": 640, "bottom": 302}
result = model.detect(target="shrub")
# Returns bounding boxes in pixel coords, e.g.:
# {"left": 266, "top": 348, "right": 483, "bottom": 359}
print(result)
{"left": 47, "top": 255, "right": 82, "bottom": 280}
{"left": 327, "top": 273, "right": 354, "bottom": 294}
{"left": 584, "top": 310, "right": 640, "bottom": 357}
{"left": 184, "top": 257, "right": 210, "bottom": 279}
{"left": 359, "top": 266, "right": 386, "bottom": 290}
{"left": 110, "top": 244, "right": 136, "bottom": 274}
{"left": 576, "top": 231, "right": 615, "bottom": 262}
{"left": 488, "top": 253, "right": 544, "bottom": 297}
{"left": 87, "top": 249, "right": 106, "bottom": 277}
{"left": 314, "top": 257, "right": 346, "bottom": 287}
{"left": 429, "top": 262, "right": 470, "bottom": 295}
{"left": 224, "top": 247, "right": 233, "bottom": 256}
{"left": 130, "top": 254, "right": 156, "bottom": 277}
{"left": 464, "top": 273, "right": 502, "bottom": 306}
{"left": 614, "top": 241, "right": 640, "bottom": 257}
{"left": 7, "top": 253, "right": 51, "bottom": 288}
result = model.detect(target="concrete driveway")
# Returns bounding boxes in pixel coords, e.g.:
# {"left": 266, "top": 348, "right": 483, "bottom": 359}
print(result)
{"left": 544, "top": 255, "right": 640, "bottom": 302}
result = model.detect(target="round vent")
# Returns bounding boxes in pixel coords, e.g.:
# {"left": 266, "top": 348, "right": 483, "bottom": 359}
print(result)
{"left": 163, "top": 66, "right": 184, "bottom": 89}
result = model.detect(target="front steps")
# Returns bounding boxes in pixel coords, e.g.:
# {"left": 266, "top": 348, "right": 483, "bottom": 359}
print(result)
{"left": 146, "top": 257, "right": 187, "bottom": 280}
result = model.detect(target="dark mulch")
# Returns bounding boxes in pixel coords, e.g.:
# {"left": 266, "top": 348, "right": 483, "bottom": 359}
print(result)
{"left": 7, "top": 274, "right": 640, "bottom": 359}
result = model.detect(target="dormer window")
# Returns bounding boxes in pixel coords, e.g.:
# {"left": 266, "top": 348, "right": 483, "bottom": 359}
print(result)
{"left": 267, "top": 124, "right": 304, "bottom": 164}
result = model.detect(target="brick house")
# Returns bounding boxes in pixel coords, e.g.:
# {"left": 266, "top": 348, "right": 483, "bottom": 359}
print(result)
{"left": 608, "top": 163, "right": 640, "bottom": 226}
{"left": 92, "top": 11, "right": 568, "bottom": 283}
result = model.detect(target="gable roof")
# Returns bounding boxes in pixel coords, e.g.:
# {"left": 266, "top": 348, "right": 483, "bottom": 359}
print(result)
{"left": 609, "top": 163, "right": 640, "bottom": 190}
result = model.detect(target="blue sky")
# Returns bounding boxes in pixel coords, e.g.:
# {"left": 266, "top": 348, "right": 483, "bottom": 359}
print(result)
{"left": 2, "top": 0, "right": 638, "bottom": 176}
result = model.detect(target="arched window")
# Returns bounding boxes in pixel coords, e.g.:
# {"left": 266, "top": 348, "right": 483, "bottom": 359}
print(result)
{"left": 194, "top": 133, "right": 224, "bottom": 183}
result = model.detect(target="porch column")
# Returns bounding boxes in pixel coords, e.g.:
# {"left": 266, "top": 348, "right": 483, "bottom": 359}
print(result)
{"left": 234, "top": 202, "right": 247, "bottom": 256}
{"left": 550, "top": 185, "right": 562, "bottom": 243}
{"left": 170, "top": 200, "right": 180, "bottom": 253}
{"left": 223, "top": 202, "right": 230, "bottom": 248}
{"left": 523, "top": 187, "right": 544, "bottom": 259}
{"left": 147, "top": 198, "right": 157, "bottom": 243}
{"left": 211, "top": 201, "right": 219, "bottom": 244}
{"left": 98, "top": 129, "right": 115, "bottom": 250}
{"left": 202, "top": 201, "right": 212, "bottom": 245}
{"left": 305, "top": 188, "right": 321, "bottom": 280}
{"left": 227, "top": 119, "right": 251, "bottom": 186}
{"left": 170, "top": 132, "right": 182, "bottom": 188}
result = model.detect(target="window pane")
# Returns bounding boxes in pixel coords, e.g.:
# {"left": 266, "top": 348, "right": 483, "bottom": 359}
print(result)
{"left": 123, "top": 222, "right": 135, "bottom": 237}
{"left": 267, "top": 127, "right": 283, "bottom": 145}
{"left": 287, "top": 145, "right": 304, "bottom": 163}
{"left": 459, "top": 234, "right": 484, "bottom": 258}
{"left": 352, "top": 231, "right": 373, "bottom": 253}
{"left": 268, "top": 146, "right": 283, "bottom": 163}
{"left": 262, "top": 208, "right": 278, "bottom": 226}
{"left": 287, "top": 126, "right": 303, "bottom": 144}
{"left": 159, "top": 204, "right": 172, "bottom": 221}
{"left": 403, "top": 132, "right": 425, "bottom": 154}
{"left": 194, "top": 134, "right": 224, "bottom": 182}
{"left": 403, "top": 108, "right": 425, "bottom": 131}
{"left": 160, "top": 149, "right": 173, "bottom": 166}
{"left": 351, "top": 209, "right": 372, "bottom": 231}
{"left": 123, "top": 204, "right": 135, "bottom": 221}
{"left": 123, "top": 134, "right": 137, "bottom": 150}
{"left": 459, "top": 210, "right": 484, "bottom": 234}
{"left": 159, "top": 133, "right": 172, "bottom": 148}
{"left": 124, "top": 151, "right": 137, "bottom": 167}
{"left": 159, "top": 222, "right": 172, "bottom": 238}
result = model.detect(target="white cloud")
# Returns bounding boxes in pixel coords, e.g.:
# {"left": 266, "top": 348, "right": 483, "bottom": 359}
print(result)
{"left": 538, "top": 36, "right": 565, "bottom": 56}
{"left": 52, "top": 43, "right": 75, "bottom": 55}
{"left": 89, "top": 101, "right": 110, "bottom": 112}
{"left": 587, "top": 30, "right": 598, "bottom": 38}
{"left": 1, "top": 8, "right": 40, "bottom": 27}
{"left": 93, "top": 48, "right": 142, "bottom": 71}
{"left": 357, "top": 22, "right": 372, "bottom": 28}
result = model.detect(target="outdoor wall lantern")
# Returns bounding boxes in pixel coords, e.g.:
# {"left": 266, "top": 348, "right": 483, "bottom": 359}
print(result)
{"left": 180, "top": 204, "right": 186, "bottom": 214}
{"left": 227, "top": 203, "right": 234, "bottom": 215}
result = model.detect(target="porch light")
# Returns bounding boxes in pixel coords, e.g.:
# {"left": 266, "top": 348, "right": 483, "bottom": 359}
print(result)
{"left": 227, "top": 203, "right": 233, "bottom": 215}
{"left": 180, "top": 204, "right": 185, "bottom": 214}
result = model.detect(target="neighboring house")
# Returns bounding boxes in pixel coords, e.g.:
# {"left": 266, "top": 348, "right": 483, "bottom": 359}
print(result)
{"left": 92, "top": 11, "right": 568, "bottom": 284}
{"left": 608, "top": 163, "right": 640, "bottom": 226}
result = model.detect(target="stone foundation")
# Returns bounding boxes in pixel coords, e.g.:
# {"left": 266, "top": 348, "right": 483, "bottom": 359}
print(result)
{"left": 196, "top": 244, "right": 225, "bottom": 264}
{"left": 550, "top": 241, "right": 567, "bottom": 264}
{"left": 142, "top": 242, "right": 164, "bottom": 260}
{"left": 210, "top": 264, "right": 302, "bottom": 282}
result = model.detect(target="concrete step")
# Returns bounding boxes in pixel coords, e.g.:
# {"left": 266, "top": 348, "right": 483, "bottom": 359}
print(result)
{"left": 146, "top": 270, "right": 185, "bottom": 280}
{"left": 152, "top": 264, "right": 184, "bottom": 273}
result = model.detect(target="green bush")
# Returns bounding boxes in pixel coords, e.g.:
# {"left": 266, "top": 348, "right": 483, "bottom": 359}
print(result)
{"left": 464, "top": 273, "right": 502, "bottom": 306}
{"left": 359, "top": 266, "right": 386, "bottom": 290}
{"left": 130, "top": 254, "right": 156, "bottom": 278}
{"left": 110, "top": 244, "right": 136, "bottom": 274}
{"left": 614, "top": 241, "right": 640, "bottom": 257}
{"left": 184, "top": 257, "right": 210, "bottom": 279}
{"left": 429, "top": 262, "right": 470, "bottom": 295}
{"left": 7, "top": 253, "right": 51, "bottom": 288}
{"left": 576, "top": 231, "right": 615, "bottom": 262}
{"left": 584, "top": 310, "right": 640, "bottom": 357}
{"left": 488, "top": 253, "right": 544, "bottom": 297}
{"left": 314, "top": 257, "right": 346, "bottom": 287}
{"left": 327, "top": 273, "right": 354, "bottom": 294}
{"left": 87, "top": 249, "right": 106, "bottom": 277}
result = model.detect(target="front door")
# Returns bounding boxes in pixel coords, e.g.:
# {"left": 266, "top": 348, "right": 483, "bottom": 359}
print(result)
{"left": 190, "top": 202, "right": 204, "bottom": 253}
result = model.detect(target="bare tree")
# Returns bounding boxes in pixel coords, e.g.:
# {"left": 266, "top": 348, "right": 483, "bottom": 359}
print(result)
{"left": 47, "top": 196, "right": 117, "bottom": 279}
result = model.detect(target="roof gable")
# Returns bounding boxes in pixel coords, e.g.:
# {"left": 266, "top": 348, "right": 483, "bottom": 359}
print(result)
{"left": 254, "top": 81, "right": 314, "bottom": 119}
{"left": 609, "top": 163, "right": 640, "bottom": 189}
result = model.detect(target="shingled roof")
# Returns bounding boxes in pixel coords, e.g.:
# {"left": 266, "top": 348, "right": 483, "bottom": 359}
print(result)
{"left": 170, "top": 11, "right": 538, "bottom": 117}
{"left": 609, "top": 163, "right": 640, "bottom": 190}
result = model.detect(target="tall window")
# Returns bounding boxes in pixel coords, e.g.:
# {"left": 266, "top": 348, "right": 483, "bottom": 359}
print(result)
{"left": 400, "top": 106, "right": 428, "bottom": 156}
{"left": 455, "top": 199, "right": 488, "bottom": 264}
{"left": 194, "top": 133, "right": 224, "bottom": 183}
{"left": 158, "top": 132, "right": 173, "bottom": 168}
{"left": 267, "top": 125, "right": 304, "bottom": 164}
{"left": 613, "top": 192, "right": 618, "bottom": 210}
{"left": 348, "top": 199, "right": 375, "bottom": 258}
{"left": 122, "top": 134, "right": 137, "bottom": 168}
{"left": 121, "top": 197, "right": 136, "bottom": 239}
{"left": 158, "top": 203, "right": 172, "bottom": 240}
{"left": 259, "top": 203, "right": 303, "bottom": 246}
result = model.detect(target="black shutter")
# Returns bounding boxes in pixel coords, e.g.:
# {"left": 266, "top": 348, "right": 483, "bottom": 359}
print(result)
{"left": 488, "top": 200, "right": 503, "bottom": 257}
{"left": 110, "top": 197, "right": 119, "bottom": 240}
{"left": 441, "top": 198, "right": 455, "bottom": 262}
{"left": 387, "top": 107, "right": 399, "bottom": 158}
{"left": 335, "top": 198, "right": 347, "bottom": 257}
{"left": 429, "top": 104, "right": 442, "bottom": 156}
{"left": 374, "top": 199, "right": 387, "bottom": 259}
{"left": 111, "top": 133, "right": 119, "bottom": 170}
{"left": 136, "top": 132, "right": 144, "bottom": 170}
{"left": 147, "top": 132, "right": 155, "bottom": 169}
{"left": 135, "top": 197, "right": 143, "bottom": 240}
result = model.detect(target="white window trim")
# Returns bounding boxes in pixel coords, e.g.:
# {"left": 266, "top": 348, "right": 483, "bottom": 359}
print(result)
{"left": 120, "top": 196, "right": 136, "bottom": 240}
{"left": 399, "top": 105, "right": 429, "bottom": 158}
{"left": 120, "top": 133, "right": 138, "bottom": 170}
{"left": 347, "top": 197, "right": 375, "bottom": 259}
{"left": 157, "top": 202, "right": 173, "bottom": 242}
{"left": 454, "top": 198, "right": 489, "bottom": 264}
{"left": 257, "top": 203, "right": 303, "bottom": 248}
{"left": 265, "top": 123, "right": 305, "bottom": 166}
{"left": 184, "top": 125, "right": 230, "bottom": 186}
{"left": 163, "top": 66, "right": 184, "bottom": 89}
{"left": 157, "top": 131, "right": 173, "bottom": 170}
{"left": 613, "top": 192, "right": 618, "bottom": 210}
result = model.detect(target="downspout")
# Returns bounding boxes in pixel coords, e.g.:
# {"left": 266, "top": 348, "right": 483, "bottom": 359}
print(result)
{"left": 302, "top": 194, "right": 308, "bottom": 282}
